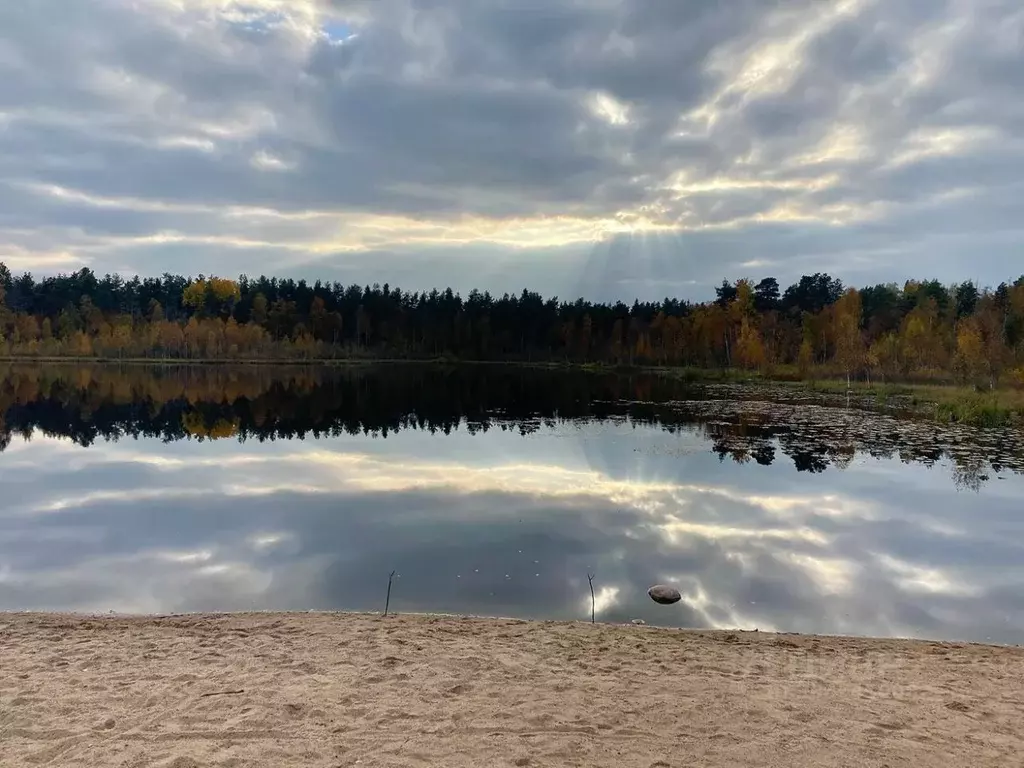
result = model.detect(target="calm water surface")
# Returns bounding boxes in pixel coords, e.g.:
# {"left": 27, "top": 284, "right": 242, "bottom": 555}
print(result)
{"left": 1, "top": 364, "right": 1022, "bottom": 644}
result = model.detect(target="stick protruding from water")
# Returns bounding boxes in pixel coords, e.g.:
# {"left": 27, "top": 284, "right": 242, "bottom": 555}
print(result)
{"left": 384, "top": 569, "right": 397, "bottom": 617}
{"left": 587, "top": 572, "right": 596, "bottom": 624}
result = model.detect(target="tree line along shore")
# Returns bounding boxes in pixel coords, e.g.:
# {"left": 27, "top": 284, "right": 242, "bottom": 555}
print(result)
{"left": 1, "top": 264, "right": 1023, "bottom": 397}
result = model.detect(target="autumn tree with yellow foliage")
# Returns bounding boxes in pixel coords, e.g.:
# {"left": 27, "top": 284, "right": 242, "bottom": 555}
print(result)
{"left": 182, "top": 277, "right": 241, "bottom": 319}
{"left": 833, "top": 288, "right": 865, "bottom": 386}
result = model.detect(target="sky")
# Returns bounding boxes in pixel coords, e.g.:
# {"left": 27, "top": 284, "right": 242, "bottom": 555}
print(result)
{"left": 1, "top": 0, "right": 1022, "bottom": 302}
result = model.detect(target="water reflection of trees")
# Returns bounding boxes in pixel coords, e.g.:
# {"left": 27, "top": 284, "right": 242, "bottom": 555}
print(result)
{"left": 0, "top": 364, "right": 1019, "bottom": 491}
{"left": 685, "top": 404, "right": 1015, "bottom": 491}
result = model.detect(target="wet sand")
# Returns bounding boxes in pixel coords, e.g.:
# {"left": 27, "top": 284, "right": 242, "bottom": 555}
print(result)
{"left": 1, "top": 612, "right": 1022, "bottom": 767}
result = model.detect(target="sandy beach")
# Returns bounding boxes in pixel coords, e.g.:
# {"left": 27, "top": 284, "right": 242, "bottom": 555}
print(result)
{"left": 1, "top": 613, "right": 1022, "bottom": 767}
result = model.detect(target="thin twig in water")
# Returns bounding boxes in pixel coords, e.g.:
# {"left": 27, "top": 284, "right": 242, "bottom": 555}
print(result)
{"left": 384, "top": 569, "right": 397, "bottom": 617}
{"left": 200, "top": 690, "right": 245, "bottom": 698}
{"left": 587, "top": 572, "right": 596, "bottom": 624}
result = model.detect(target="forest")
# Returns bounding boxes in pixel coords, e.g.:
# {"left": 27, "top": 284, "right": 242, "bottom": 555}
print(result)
{"left": 1, "top": 262, "right": 1023, "bottom": 386}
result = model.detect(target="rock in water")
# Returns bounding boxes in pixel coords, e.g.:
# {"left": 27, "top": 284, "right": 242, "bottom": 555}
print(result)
{"left": 647, "top": 585, "right": 682, "bottom": 605}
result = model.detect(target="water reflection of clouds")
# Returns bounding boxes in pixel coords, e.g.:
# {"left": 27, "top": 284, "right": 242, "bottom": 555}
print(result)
{"left": 1, "top": 425, "right": 1023, "bottom": 644}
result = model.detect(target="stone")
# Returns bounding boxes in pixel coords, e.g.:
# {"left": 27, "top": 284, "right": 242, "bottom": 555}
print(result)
{"left": 647, "top": 585, "right": 682, "bottom": 605}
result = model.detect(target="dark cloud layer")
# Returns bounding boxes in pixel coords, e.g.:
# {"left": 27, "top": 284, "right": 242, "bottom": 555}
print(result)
{"left": 0, "top": 0, "right": 1022, "bottom": 298}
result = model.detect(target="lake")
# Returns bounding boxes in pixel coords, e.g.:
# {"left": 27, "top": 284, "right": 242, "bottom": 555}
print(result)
{"left": 1, "top": 363, "right": 1023, "bottom": 644}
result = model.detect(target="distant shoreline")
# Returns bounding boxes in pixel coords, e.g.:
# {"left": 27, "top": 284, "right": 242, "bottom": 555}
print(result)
{"left": 0, "top": 610, "right": 1017, "bottom": 648}
{"left": 0, "top": 352, "right": 999, "bottom": 382}
{"left": 2, "top": 612, "right": 1021, "bottom": 767}
{"left": 0, "top": 352, "right": 996, "bottom": 388}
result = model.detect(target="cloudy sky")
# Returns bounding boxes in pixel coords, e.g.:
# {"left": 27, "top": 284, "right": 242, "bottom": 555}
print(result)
{"left": 1, "top": 0, "right": 1022, "bottom": 301}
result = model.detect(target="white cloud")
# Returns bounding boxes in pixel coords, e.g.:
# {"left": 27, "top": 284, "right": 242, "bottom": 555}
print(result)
{"left": 250, "top": 149, "right": 296, "bottom": 171}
